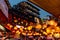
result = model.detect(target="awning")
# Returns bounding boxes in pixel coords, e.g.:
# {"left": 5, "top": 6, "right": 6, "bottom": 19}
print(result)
{"left": 28, "top": 0, "right": 60, "bottom": 19}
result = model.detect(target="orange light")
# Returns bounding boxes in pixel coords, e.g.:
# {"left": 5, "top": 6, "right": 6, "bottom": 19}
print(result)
{"left": 22, "top": 32, "right": 26, "bottom": 36}
{"left": 27, "top": 26, "right": 32, "bottom": 31}
{"left": 56, "top": 27, "right": 60, "bottom": 32}
{"left": 7, "top": 24, "right": 13, "bottom": 29}
{"left": 16, "top": 30, "right": 20, "bottom": 34}
{"left": 29, "top": 22, "right": 33, "bottom": 25}
{"left": 39, "top": 34, "right": 41, "bottom": 36}
{"left": 24, "top": 28, "right": 27, "bottom": 30}
{"left": 52, "top": 29, "right": 55, "bottom": 32}
{"left": 35, "top": 32, "right": 40, "bottom": 35}
{"left": 14, "top": 20, "right": 18, "bottom": 23}
{"left": 14, "top": 27, "right": 18, "bottom": 30}
{"left": 33, "top": 33, "right": 36, "bottom": 36}
{"left": 12, "top": 30, "right": 15, "bottom": 33}
{"left": 7, "top": 23, "right": 10, "bottom": 26}
{"left": 54, "top": 33, "right": 60, "bottom": 38}
{"left": 19, "top": 27, "right": 23, "bottom": 32}
{"left": 48, "top": 20, "right": 57, "bottom": 26}
{"left": 9, "top": 25, "right": 13, "bottom": 28}
{"left": 27, "top": 33, "right": 32, "bottom": 36}
{"left": 56, "top": 27, "right": 60, "bottom": 30}
{"left": 35, "top": 24, "right": 41, "bottom": 29}
{"left": 46, "top": 28, "right": 51, "bottom": 34}
{"left": 43, "top": 32, "right": 47, "bottom": 35}
{"left": 43, "top": 24, "right": 47, "bottom": 29}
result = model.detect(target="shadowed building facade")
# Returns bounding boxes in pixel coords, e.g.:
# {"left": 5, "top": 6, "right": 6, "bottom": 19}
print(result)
{"left": 0, "top": 0, "right": 9, "bottom": 23}
{"left": 9, "top": 1, "right": 41, "bottom": 27}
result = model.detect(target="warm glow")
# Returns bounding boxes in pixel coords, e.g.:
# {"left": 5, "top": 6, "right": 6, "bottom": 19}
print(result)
{"left": 54, "top": 33, "right": 60, "bottom": 38}
{"left": 35, "top": 32, "right": 40, "bottom": 35}
{"left": 43, "top": 32, "right": 47, "bottom": 35}
{"left": 5, "top": 19, "right": 60, "bottom": 38}
{"left": 46, "top": 28, "right": 51, "bottom": 34}
{"left": 52, "top": 29, "right": 55, "bottom": 32}
{"left": 24, "top": 28, "right": 27, "bottom": 30}
{"left": 12, "top": 30, "right": 15, "bottom": 33}
{"left": 27, "top": 26, "right": 32, "bottom": 31}
{"left": 16, "top": 25, "right": 20, "bottom": 28}
{"left": 16, "top": 30, "right": 20, "bottom": 34}
{"left": 56, "top": 27, "right": 60, "bottom": 30}
{"left": 56, "top": 27, "right": 60, "bottom": 32}
{"left": 14, "top": 20, "right": 18, "bottom": 23}
{"left": 7, "top": 23, "right": 10, "bottom": 26}
{"left": 22, "top": 32, "right": 26, "bottom": 36}
{"left": 14, "top": 27, "right": 18, "bottom": 30}
{"left": 19, "top": 27, "right": 23, "bottom": 32}
{"left": 47, "top": 20, "right": 57, "bottom": 26}
{"left": 35, "top": 24, "right": 41, "bottom": 29}
{"left": 7, "top": 24, "right": 13, "bottom": 29}
{"left": 43, "top": 24, "right": 47, "bottom": 29}
{"left": 9, "top": 25, "right": 13, "bottom": 28}
{"left": 27, "top": 33, "right": 32, "bottom": 36}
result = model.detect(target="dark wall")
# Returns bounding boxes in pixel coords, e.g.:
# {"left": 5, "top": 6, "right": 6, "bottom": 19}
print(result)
{"left": 0, "top": 10, "right": 7, "bottom": 23}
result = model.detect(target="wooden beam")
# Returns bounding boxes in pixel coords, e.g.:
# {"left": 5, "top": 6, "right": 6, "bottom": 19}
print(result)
{"left": 28, "top": 0, "right": 60, "bottom": 19}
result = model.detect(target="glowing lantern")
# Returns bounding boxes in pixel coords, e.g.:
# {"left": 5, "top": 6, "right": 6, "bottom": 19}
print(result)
{"left": 56, "top": 27, "right": 60, "bottom": 30}
{"left": 46, "top": 28, "right": 51, "bottom": 34}
{"left": 16, "top": 25, "right": 20, "bottom": 28}
{"left": 50, "top": 29, "right": 55, "bottom": 34}
{"left": 35, "top": 32, "right": 40, "bottom": 35}
{"left": 16, "top": 30, "right": 20, "bottom": 34}
{"left": 9, "top": 25, "right": 13, "bottom": 28}
{"left": 54, "top": 33, "right": 60, "bottom": 38}
{"left": 24, "top": 28, "right": 27, "bottom": 30}
{"left": 35, "top": 24, "right": 41, "bottom": 29}
{"left": 43, "top": 32, "right": 47, "bottom": 35}
{"left": 56, "top": 27, "right": 60, "bottom": 32}
{"left": 48, "top": 20, "right": 57, "bottom": 26}
{"left": 22, "top": 32, "right": 26, "bottom": 36}
{"left": 14, "top": 20, "right": 18, "bottom": 23}
{"left": 27, "top": 26, "right": 32, "bottom": 31}
{"left": 27, "top": 33, "right": 32, "bottom": 36}
{"left": 7, "top": 23, "right": 10, "bottom": 26}
{"left": 7, "top": 24, "right": 13, "bottom": 29}
{"left": 14, "top": 27, "right": 18, "bottom": 30}
{"left": 43, "top": 24, "right": 47, "bottom": 29}
{"left": 19, "top": 27, "right": 23, "bottom": 32}
{"left": 52, "top": 29, "right": 55, "bottom": 32}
